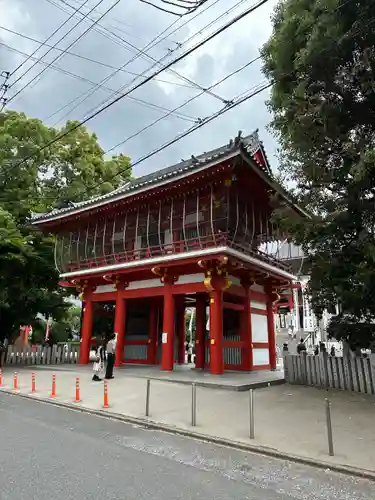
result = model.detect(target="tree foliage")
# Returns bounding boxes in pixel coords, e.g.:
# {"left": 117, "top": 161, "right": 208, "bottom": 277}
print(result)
{"left": 262, "top": 0, "right": 375, "bottom": 347}
{"left": 0, "top": 110, "right": 132, "bottom": 341}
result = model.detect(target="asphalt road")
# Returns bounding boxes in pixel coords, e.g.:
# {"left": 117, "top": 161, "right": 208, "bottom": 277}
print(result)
{"left": 0, "top": 393, "right": 373, "bottom": 500}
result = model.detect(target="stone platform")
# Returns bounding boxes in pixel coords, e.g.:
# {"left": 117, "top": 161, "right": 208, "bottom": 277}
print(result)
{"left": 23, "top": 363, "right": 285, "bottom": 391}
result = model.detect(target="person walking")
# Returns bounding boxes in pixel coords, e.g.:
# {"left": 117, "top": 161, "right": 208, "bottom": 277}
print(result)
{"left": 92, "top": 341, "right": 105, "bottom": 382}
{"left": 105, "top": 333, "right": 116, "bottom": 379}
{"left": 187, "top": 342, "right": 193, "bottom": 364}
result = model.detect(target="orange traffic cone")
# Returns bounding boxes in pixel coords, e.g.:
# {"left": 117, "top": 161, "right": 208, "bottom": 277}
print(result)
{"left": 0, "top": 369, "right": 3, "bottom": 388}
{"left": 31, "top": 372, "right": 36, "bottom": 393}
{"left": 50, "top": 373, "right": 56, "bottom": 398}
{"left": 103, "top": 380, "right": 109, "bottom": 409}
{"left": 73, "top": 377, "right": 81, "bottom": 403}
{"left": 13, "top": 372, "right": 18, "bottom": 391}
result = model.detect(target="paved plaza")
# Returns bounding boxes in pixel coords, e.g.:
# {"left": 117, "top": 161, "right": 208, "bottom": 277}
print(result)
{"left": 1, "top": 365, "right": 375, "bottom": 474}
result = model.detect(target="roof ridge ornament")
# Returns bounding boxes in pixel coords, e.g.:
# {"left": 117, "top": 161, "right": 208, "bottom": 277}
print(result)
{"left": 191, "top": 154, "right": 199, "bottom": 165}
{"left": 243, "top": 129, "right": 260, "bottom": 155}
{"left": 234, "top": 130, "right": 243, "bottom": 146}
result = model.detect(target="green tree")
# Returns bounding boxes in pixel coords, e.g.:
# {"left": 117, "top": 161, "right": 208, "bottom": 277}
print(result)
{"left": 0, "top": 110, "right": 132, "bottom": 341}
{"left": 262, "top": 0, "right": 375, "bottom": 349}
{"left": 42, "top": 120, "right": 131, "bottom": 204}
{"left": 185, "top": 308, "right": 196, "bottom": 342}
{"left": 50, "top": 305, "right": 83, "bottom": 342}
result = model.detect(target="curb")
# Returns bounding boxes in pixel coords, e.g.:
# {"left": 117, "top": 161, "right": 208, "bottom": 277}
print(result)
{"left": 2, "top": 389, "right": 375, "bottom": 482}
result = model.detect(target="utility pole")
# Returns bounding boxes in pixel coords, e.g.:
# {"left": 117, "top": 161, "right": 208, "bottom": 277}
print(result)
{"left": 0, "top": 70, "right": 10, "bottom": 111}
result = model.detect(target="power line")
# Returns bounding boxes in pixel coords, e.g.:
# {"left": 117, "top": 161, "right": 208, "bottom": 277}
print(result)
{"left": 83, "top": 0, "right": 249, "bottom": 117}
{"left": 4, "top": 0, "right": 269, "bottom": 172}
{"left": 1, "top": 0, "right": 369, "bottom": 208}
{"left": 139, "top": 0, "right": 210, "bottom": 17}
{"left": 41, "top": 0, "right": 211, "bottom": 123}
{"left": 6, "top": 0, "right": 119, "bottom": 105}
{"left": 9, "top": 0, "right": 91, "bottom": 83}
{"left": 50, "top": 0, "right": 227, "bottom": 105}
{"left": 0, "top": 41, "right": 198, "bottom": 123}
{"left": 50, "top": 0, "right": 180, "bottom": 53}
{"left": 0, "top": 26, "right": 195, "bottom": 90}
{"left": 71, "top": 0, "right": 251, "bottom": 122}
{"left": 106, "top": 56, "right": 261, "bottom": 154}
{"left": 54, "top": 0, "right": 179, "bottom": 46}
{"left": 2, "top": 79, "right": 270, "bottom": 205}
{"left": 40, "top": 0, "right": 230, "bottom": 124}
{"left": 116, "top": 82, "right": 270, "bottom": 173}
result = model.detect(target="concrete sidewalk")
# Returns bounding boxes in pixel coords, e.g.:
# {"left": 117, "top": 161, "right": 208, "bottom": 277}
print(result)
{"left": 28, "top": 363, "right": 285, "bottom": 390}
{"left": 1, "top": 366, "right": 375, "bottom": 475}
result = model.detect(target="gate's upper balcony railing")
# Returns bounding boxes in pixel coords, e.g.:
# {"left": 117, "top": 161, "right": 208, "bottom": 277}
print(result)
{"left": 58, "top": 226, "right": 291, "bottom": 275}
{"left": 55, "top": 186, "right": 293, "bottom": 276}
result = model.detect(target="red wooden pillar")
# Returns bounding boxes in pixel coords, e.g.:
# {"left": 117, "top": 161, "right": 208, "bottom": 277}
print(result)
{"left": 148, "top": 299, "right": 158, "bottom": 364}
{"left": 161, "top": 278, "right": 175, "bottom": 371}
{"left": 209, "top": 288, "right": 224, "bottom": 375}
{"left": 195, "top": 294, "right": 206, "bottom": 369}
{"left": 177, "top": 301, "right": 186, "bottom": 364}
{"left": 79, "top": 298, "right": 93, "bottom": 364}
{"left": 241, "top": 282, "right": 253, "bottom": 371}
{"left": 266, "top": 286, "right": 277, "bottom": 370}
{"left": 114, "top": 293, "right": 126, "bottom": 367}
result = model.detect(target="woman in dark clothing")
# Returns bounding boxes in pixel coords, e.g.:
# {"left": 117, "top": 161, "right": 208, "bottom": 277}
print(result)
{"left": 105, "top": 333, "right": 116, "bottom": 379}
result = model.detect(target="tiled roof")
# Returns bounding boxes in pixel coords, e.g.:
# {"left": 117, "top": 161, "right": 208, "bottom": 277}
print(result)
{"left": 31, "top": 130, "right": 270, "bottom": 223}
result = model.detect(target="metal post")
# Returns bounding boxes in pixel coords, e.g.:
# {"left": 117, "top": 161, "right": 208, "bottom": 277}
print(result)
{"left": 145, "top": 379, "right": 151, "bottom": 417}
{"left": 325, "top": 398, "right": 334, "bottom": 456}
{"left": 249, "top": 389, "right": 255, "bottom": 439}
{"left": 191, "top": 382, "right": 197, "bottom": 426}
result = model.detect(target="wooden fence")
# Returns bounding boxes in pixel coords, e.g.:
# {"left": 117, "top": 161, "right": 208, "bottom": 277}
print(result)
{"left": 0, "top": 344, "right": 80, "bottom": 366}
{"left": 284, "top": 353, "right": 375, "bottom": 395}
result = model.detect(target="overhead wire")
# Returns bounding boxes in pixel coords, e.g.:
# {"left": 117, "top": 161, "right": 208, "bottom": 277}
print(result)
{"left": 40, "top": 0, "right": 220, "bottom": 123}
{"left": 139, "top": 0, "right": 207, "bottom": 17}
{"left": 49, "top": 0, "right": 228, "bottom": 106}
{"left": 71, "top": 0, "right": 251, "bottom": 123}
{"left": 6, "top": 0, "right": 122, "bottom": 106}
{"left": 138, "top": 0, "right": 210, "bottom": 16}
{"left": 9, "top": 0, "right": 91, "bottom": 83}
{"left": 3, "top": 0, "right": 270, "bottom": 173}
{"left": 34, "top": 0, "right": 237, "bottom": 124}
{"left": 0, "top": 41, "right": 198, "bottom": 123}
{"left": 48, "top": 0, "right": 180, "bottom": 53}
{"left": 0, "top": 27, "right": 195, "bottom": 89}
{"left": 110, "top": 81, "right": 271, "bottom": 175}
{"left": 48, "top": 0, "right": 255, "bottom": 124}
{"left": 1, "top": 78, "right": 270, "bottom": 206}
{"left": 52, "top": 0, "right": 179, "bottom": 47}
{"left": 106, "top": 55, "right": 262, "bottom": 154}
{"left": 1, "top": 0, "right": 371, "bottom": 208}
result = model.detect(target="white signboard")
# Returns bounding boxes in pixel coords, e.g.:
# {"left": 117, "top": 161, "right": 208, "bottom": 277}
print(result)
{"left": 162, "top": 332, "right": 167, "bottom": 344}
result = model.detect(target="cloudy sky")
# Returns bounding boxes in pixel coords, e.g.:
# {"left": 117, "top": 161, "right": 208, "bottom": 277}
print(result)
{"left": 0, "top": 0, "right": 279, "bottom": 178}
